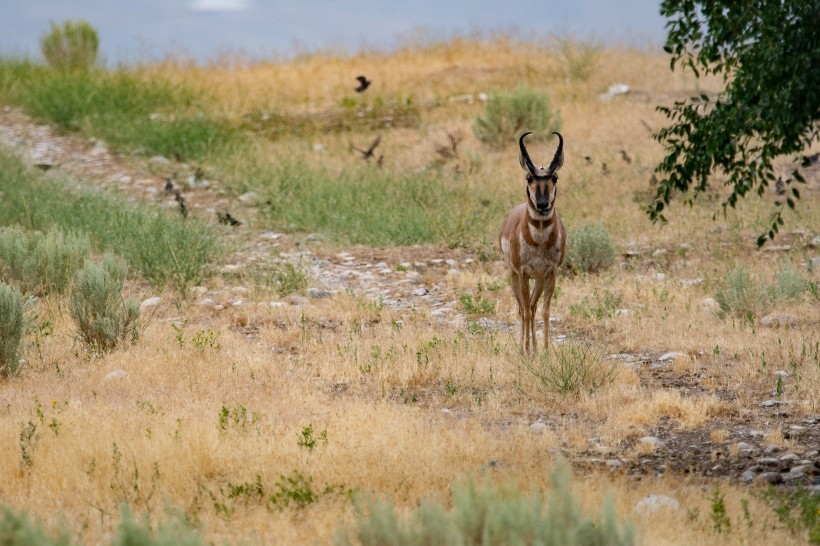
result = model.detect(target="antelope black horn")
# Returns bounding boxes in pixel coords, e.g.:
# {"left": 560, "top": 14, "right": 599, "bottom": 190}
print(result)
{"left": 547, "top": 131, "right": 564, "bottom": 175}
{"left": 518, "top": 131, "right": 537, "bottom": 175}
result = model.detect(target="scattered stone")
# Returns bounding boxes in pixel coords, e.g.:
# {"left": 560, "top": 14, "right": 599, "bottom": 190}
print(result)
{"left": 740, "top": 470, "right": 756, "bottom": 483}
{"left": 701, "top": 297, "right": 718, "bottom": 310}
{"left": 780, "top": 453, "right": 800, "bottom": 462}
{"left": 226, "top": 298, "right": 244, "bottom": 307}
{"left": 614, "top": 308, "right": 633, "bottom": 317}
{"left": 634, "top": 495, "right": 680, "bottom": 514}
{"left": 104, "top": 370, "right": 129, "bottom": 380}
{"left": 530, "top": 422, "right": 548, "bottom": 432}
{"left": 658, "top": 352, "right": 686, "bottom": 362}
{"left": 190, "top": 286, "right": 208, "bottom": 297}
{"left": 411, "top": 287, "right": 428, "bottom": 297}
{"left": 764, "top": 244, "right": 792, "bottom": 252}
{"left": 782, "top": 469, "right": 806, "bottom": 483}
{"left": 148, "top": 155, "right": 170, "bottom": 167}
{"left": 259, "top": 231, "right": 282, "bottom": 240}
{"left": 755, "top": 472, "right": 783, "bottom": 485}
{"left": 639, "top": 436, "right": 665, "bottom": 449}
{"left": 761, "top": 400, "right": 785, "bottom": 408}
{"left": 808, "top": 256, "right": 820, "bottom": 270}
{"left": 764, "top": 445, "right": 783, "bottom": 455}
{"left": 308, "top": 288, "right": 332, "bottom": 299}
{"left": 139, "top": 296, "right": 162, "bottom": 310}
{"left": 599, "top": 83, "right": 630, "bottom": 101}
{"left": 238, "top": 191, "right": 258, "bottom": 204}
{"left": 810, "top": 236, "right": 820, "bottom": 248}
{"left": 761, "top": 313, "right": 798, "bottom": 328}
{"left": 606, "top": 459, "right": 623, "bottom": 471}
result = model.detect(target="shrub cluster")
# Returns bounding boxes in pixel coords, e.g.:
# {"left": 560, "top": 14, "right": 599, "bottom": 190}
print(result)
{"left": 564, "top": 221, "right": 616, "bottom": 274}
{"left": 474, "top": 86, "right": 561, "bottom": 148}
{"left": 0, "top": 283, "right": 24, "bottom": 377}
{"left": 68, "top": 254, "right": 140, "bottom": 352}
{"left": 714, "top": 262, "right": 814, "bottom": 320}
{"left": 39, "top": 20, "right": 98, "bottom": 72}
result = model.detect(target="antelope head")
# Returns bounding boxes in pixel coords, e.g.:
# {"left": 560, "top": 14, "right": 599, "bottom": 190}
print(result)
{"left": 519, "top": 131, "right": 564, "bottom": 217}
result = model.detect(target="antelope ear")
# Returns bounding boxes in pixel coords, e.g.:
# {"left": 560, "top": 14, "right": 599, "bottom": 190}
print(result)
{"left": 547, "top": 132, "right": 564, "bottom": 175}
{"left": 518, "top": 131, "right": 537, "bottom": 175}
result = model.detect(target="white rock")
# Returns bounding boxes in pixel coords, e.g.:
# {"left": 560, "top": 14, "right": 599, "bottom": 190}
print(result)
{"left": 635, "top": 495, "right": 680, "bottom": 514}
{"left": 261, "top": 301, "right": 287, "bottom": 309}
{"left": 658, "top": 352, "right": 686, "bottom": 362}
{"left": 530, "top": 422, "right": 548, "bottom": 432}
{"left": 104, "top": 370, "right": 129, "bottom": 381}
{"left": 139, "top": 296, "right": 162, "bottom": 310}
{"left": 639, "top": 436, "right": 665, "bottom": 448}
{"left": 259, "top": 231, "right": 282, "bottom": 240}
{"left": 760, "top": 313, "right": 798, "bottom": 328}
{"left": 238, "top": 191, "right": 258, "bottom": 204}
{"left": 190, "top": 286, "right": 208, "bottom": 297}
{"left": 477, "top": 92, "right": 489, "bottom": 102}
{"left": 606, "top": 459, "right": 623, "bottom": 470}
{"left": 411, "top": 287, "right": 428, "bottom": 296}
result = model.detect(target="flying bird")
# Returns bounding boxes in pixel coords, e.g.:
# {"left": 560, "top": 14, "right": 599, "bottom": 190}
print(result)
{"left": 354, "top": 75, "right": 371, "bottom": 93}
{"left": 619, "top": 149, "right": 632, "bottom": 164}
{"left": 353, "top": 135, "right": 382, "bottom": 161}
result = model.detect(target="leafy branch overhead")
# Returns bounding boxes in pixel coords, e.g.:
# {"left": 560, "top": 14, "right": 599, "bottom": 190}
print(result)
{"left": 648, "top": 0, "right": 820, "bottom": 245}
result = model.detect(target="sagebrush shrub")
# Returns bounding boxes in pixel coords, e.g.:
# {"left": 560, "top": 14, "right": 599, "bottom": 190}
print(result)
{"left": 39, "top": 20, "right": 98, "bottom": 72}
{"left": 473, "top": 86, "right": 561, "bottom": 148}
{"left": 0, "top": 283, "right": 24, "bottom": 377}
{"left": 564, "top": 221, "right": 616, "bottom": 274}
{"left": 714, "top": 266, "right": 771, "bottom": 319}
{"left": 773, "top": 261, "right": 810, "bottom": 302}
{"left": 0, "top": 226, "right": 90, "bottom": 295}
{"left": 519, "top": 341, "right": 618, "bottom": 397}
{"left": 335, "top": 463, "right": 633, "bottom": 545}
{"left": 68, "top": 254, "right": 140, "bottom": 352}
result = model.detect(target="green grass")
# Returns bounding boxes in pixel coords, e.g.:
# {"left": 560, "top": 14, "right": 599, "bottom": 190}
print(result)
{"left": 0, "top": 60, "right": 238, "bottom": 162}
{"left": 0, "top": 148, "right": 220, "bottom": 294}
{"left": 231, "top": 159, "right": 502, "bottom": 246}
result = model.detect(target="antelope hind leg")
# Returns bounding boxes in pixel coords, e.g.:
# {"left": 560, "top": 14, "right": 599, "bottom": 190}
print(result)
{"left": 530, "top": 277, "right": 545, "bottom": 353}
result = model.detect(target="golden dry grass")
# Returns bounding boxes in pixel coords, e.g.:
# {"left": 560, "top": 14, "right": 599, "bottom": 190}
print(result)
{"left": 2, "top": 36, "right": 819, "bottom": 544}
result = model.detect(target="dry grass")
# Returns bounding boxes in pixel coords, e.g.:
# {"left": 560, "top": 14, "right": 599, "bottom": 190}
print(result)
{"left": 1, "top": 35, "right": 819, "bottom": 544}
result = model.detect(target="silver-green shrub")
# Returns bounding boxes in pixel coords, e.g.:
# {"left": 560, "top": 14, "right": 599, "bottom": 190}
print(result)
{"left": 39, "top": 20, "right": 99, "bottom": 72}
{"left": 69, "top": 254, "right": 140, "bottom": 352}
{"left": 335, "top": 462, "right": 633, "bottom": 546}
{"left": 473, "top": 86, "right": 561, "bottom": 148}
{"left": 564, "top": 221, "right": 616, "bottom": 274}
{"left": 0, "top": 283, "right": 24, "bottom": 377}
{"left": 0, "top": 226, "right": 90, "bottom": 295}
{"left": 714, "top": 266, "right": 772, "bottom": 319}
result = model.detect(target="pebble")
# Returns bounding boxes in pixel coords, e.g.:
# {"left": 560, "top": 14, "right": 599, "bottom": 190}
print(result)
{"left": 104, "top": 370, "right": 129, "bottom": 380}
{"left": 139, "top": 296, "right": 162, "bottom": 309}
{"left": 760, "top": 313, "right": 798, "bottom": 327}
{"left": 764, "top": 445, "right": 782, "bottom": 455}
{"left": 530, "top": 422, "right": 548, "bottom": 432}
{"left": 755, "top": 472, "right": 783, "bottom": 485}
{"left": 740, "top": 470, "right": 756, "bottom": 483}
{"left": 606, "top": 459, "right": 623, "bottom": 470}
{"left": 736, "top": 442, "right": 754, "bottom": 451}
{"left": 658, "top": 352, "right": 686, "bottom": 362}
{"left": 639, "top": 436, "right": 665, "bottom": 448}
{"left": 780, "top": 453, "right": 800, "bottom": 462}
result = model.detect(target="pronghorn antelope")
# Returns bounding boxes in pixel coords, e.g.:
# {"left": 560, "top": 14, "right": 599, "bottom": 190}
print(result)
{"left": 499, "top": 131, "right": 567, "bottom": 354}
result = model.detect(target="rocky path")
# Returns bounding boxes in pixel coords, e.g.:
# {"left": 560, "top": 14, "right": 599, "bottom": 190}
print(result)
{"left": 2, "top": 106, "right": 819, "bottom": 491}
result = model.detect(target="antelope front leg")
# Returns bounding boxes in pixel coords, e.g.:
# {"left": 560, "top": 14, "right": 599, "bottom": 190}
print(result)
{"left": 530, "top": 277, "right": 545, "bottom": 353}
{"left": 515, "top": 272, "right": 533, "bottom": 354}
{"left": 542, "top": 272, "right": 557, "bottom": 351}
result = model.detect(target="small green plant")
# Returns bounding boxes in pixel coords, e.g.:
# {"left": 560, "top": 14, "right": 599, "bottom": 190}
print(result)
{"left": 519, "top": 341, "right": 618, "bottom": 397}
{"left": 557, "top": 38, "right": 602, "bottom": 81}
{"left": 19, "top": 420, "right": 38, "bottom": 469}
{"left": 714, "top": 265, "right": 771, "bottom": 319}
{"left": 473, "top": 86, "right": 561, "bottom": 148}
{"left": 112, "top": 504, "right": 206, "bottom": 546}
{"left": 709, "top": 488, "right": 731, "bottom": 534}
{"left": 68, "top": 254, "right": 140, "bottom": 352}
{"left": 190, "top": 329, "right": 220, "bottom": 353}
{"left": 39, "top": 20, "right": 99, "bottom": 72}
{"left": 269, "top": 470, "right": 325, "bottom": 511}
{"left": 335, "top": 462, "right": 633, "bottom": 545}
{"left": 297, "top": 424, "right": 328, "bottom": 451}
{"left": 569, "top": 288, "right": 622, "bottom": 320}
{"left": 217, "top": 404, "right": 259, "bottom": 434}
{"left": 272, "top": 262, "right": 308, "bottom": 296}
{"left": 0, "top": 283, "right": 24, "bottom": 377}
{"left": 564, "top": 221, "right": 616, "bottom": 274}
{"left": 459, "top": 293, "right": 496, "bottom": 316}
{"left": 761, "top": 485, "right": 820, "bottom": 544}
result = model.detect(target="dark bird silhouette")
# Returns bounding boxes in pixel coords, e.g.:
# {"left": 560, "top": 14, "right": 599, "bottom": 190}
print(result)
{"left": 354, "top": 75, "right": 371, "bottom": 93}
{"left": 218, "top": 211, "right": 241, "bottom": 227}
{"left": 805, "top": 152, "right": 820, "bottom": 166}
{"left": 353, "top": 135, "right": 382, "bottom": 161}
{"left": 173, "top": 190, "right": 188, "bottom": 218}
{"left": 434, "top": 131, "right": 463, "bottom": 160}
{"left": 619, "top": 150, "right": 632, "bottom": 164}
{"left": 376, "top": 155, "right": 384, "bottom": 168}
{"left": 164, "top": 179, "right": 174, "bottom": 193}
{"left": 583, "top": 155, "right": 592, "bottom": 164}
{"left": 640, "top": 119, "right": 654, "bottom": 133}
{"left": 649, "top": 174, "right": 659, "bottom": 186}
{"left": 774, "top": 176, "right": 786, "bottom": 196}
{"left": 35, "top": 162, "right": 55, "bottom": 171}
{"left": 601, "top": 163, "right": 609, "bottom": 176}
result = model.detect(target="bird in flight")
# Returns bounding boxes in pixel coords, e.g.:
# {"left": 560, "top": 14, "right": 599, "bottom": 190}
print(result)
{"left": 353, "top": 135, "right": 382, "bottom": 161}
{"left": 354, "top": 75, "right": 371, "bottom": 93}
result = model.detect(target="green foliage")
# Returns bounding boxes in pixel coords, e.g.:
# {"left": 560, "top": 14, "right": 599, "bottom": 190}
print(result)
{"left": 39, "top": 20, "right": 98, "bottom": 72}
{"left": 458, "top": 293, "right": 496, "bottom": 316}
{"left": 0, "top": 505, "right": 70, "bottom": 546}
{"left": 272, "top": 262, "right": 308, "bottom": 296}
{"left": 569, "top": 288, "right": 623, "bottom": 320}
{"left": 649, "top": 1, "right": 820, "bottom": 245}
{"left": 335, "top": 463, "right": 633, "bottom": 545}
{"left": 269, "top": 470, "right": 324, "bottom": 511}
{"left": 68, "top": 255, "right": 140, "bottom": 352}
{"left": 0, "top": 283, "right": 24, "bottom": 377}
{"left": 714, "top": 266, "right": 771, "bottom": 320}
{"left": 473, "top": 86, "right": 561, "bottom": 148}
{"left": 709, "top": 488, "right": 731, "bottom": 534}
{"left": 0, "top": 226, "right": 90, "bottom": 295}
{"left": 564, "top": 221, "right": 616, "bottom": 274}
{"left": 557, "top": 38, "right": 602, "bottom": 82}
{"left": 773, "top": 260, "right": 811, "bottom": 301}
{"left": 761, "top": 484, "right": 820, "bottom": 544}
{"left": 257, "top": 160, "right": 500, "bottom": 246}
{"left": 0, "top": 62, "right": 237, "bottom": 162}
{"left": 297, "top": 424, "right": 328, "bottom": 451}
{"left": 519, "top": 341, "right": 619, "bottom": 397}
{"left": 0, "top": 149, "right": 220, "bottom": 294}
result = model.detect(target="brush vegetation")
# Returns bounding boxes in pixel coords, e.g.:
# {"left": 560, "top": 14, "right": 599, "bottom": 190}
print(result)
{"left": 0, "top": 31, "right": 818, "bottom": 546}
